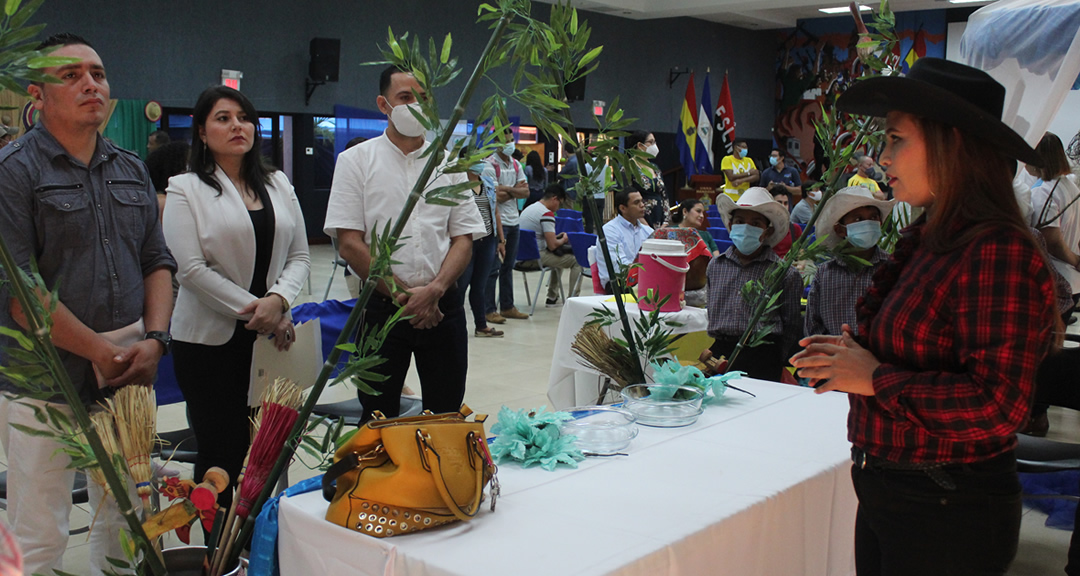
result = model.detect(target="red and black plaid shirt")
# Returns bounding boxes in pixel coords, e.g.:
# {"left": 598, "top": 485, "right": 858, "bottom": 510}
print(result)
{"left": 851, "top": 223, "right": 1057, "bottom": 464}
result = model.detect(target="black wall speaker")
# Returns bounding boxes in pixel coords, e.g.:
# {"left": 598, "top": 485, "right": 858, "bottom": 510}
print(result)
{"left": 565, "top": 75, "right": 587, "bottom": 102}
{"left": 309, "top": 38, "right": 340, "bottom": 83}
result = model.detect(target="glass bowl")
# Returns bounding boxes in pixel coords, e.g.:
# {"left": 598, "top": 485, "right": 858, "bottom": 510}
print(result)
{"left": 619, "top": 384, "right": 705, "bottom": 427}
{"left": 559, "top": 406, "right": 638, "bottom": 454}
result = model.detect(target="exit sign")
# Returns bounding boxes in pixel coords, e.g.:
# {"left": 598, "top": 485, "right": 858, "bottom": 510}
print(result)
{"left": 592, "top": 99, "right": 606, "bottom": 116}
{"left": 221, "top": 69, "right": 243, "bottom": 90}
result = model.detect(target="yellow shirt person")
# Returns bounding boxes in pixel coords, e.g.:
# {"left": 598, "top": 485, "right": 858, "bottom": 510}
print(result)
{"left": 847, "top": 173, "right": 880, "bottom": 194}
{"left": 721, "top": 142, "right": 759, "bottom": 196}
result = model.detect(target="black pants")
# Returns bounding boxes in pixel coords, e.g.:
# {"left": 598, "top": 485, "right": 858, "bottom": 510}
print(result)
{"left": 709, "top": 335, "right": 784, "bottom": 383}
{"left": 356, "top": 289, "right": 468, "bottom": 422}
{"left": 172, "top": 323, "right": 257, "bottom": 509}
{"left": 851, "top": 452, "right": 1022, "bottom": 576}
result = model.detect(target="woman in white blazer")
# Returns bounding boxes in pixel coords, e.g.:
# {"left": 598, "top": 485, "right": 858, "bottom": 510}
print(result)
{"left": 163, "top": 86, "right": 310, "bottom": 506}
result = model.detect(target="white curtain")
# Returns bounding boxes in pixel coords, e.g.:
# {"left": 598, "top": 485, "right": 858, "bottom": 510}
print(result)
{"left": 960, "top": 0, "right": 1080, "bottom": 147}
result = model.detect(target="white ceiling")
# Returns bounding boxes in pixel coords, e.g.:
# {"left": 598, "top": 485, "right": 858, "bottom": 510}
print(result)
{"left": 536, "top": 0, "right": 992, "bottom": 30}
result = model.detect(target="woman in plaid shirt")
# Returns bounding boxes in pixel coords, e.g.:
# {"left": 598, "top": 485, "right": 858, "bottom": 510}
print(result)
{"left": 792, "top": 58, "right": 1061, "bottom": 575}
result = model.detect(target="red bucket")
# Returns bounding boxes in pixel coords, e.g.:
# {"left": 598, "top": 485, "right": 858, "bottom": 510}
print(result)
{"left": 636, "top": 239, "right": 689, "bottom": 312}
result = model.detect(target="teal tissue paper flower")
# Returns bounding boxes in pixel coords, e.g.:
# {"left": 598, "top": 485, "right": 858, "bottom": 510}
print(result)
{"left": 649, "top": 359, "right": 747, "bottom": 404}
{"left": 490, "top": 406, "right": 585, "bottom": 471}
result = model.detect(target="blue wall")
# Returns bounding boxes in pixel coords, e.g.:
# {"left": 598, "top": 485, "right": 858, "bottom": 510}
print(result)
{"left": 30, "top": 0, "right": 777, "bottom": 139}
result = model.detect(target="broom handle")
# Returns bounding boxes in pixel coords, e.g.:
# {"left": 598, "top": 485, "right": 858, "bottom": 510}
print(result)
{"left": 214, "top": 522, "right": 241, "bottom": 576}
{"left": 211, "top": 488, "right": 239, "bottom": 576}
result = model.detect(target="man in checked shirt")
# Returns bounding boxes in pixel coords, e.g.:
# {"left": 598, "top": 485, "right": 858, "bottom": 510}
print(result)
{"left": 805, "top": 187, "right": 895, "bottom": 337}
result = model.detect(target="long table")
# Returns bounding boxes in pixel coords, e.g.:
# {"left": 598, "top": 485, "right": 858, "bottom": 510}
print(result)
{"left": 277, "top": 380, "right": 857, "bottom": 576}
{"left": 547, "top": 296, "right": 710, "bottom": 410}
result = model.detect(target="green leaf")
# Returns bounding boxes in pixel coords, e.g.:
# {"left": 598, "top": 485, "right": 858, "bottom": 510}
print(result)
{"left": 0, "top": 22, "right": 45, "bottom": 50}
{"left": 571, "top": 8, "right": 579, "bottom": 34}
{"left": 0, "top": 74, "right": 28, "bottom": 96}
{"left": 8, "top": 0, "right": 42, "bottom": 29}
{"left": 477, "top": 2, "right": 496, "bottom": 14}
{"left": 577, "top": 45, "right": 602, "bottom": 71}
{"left": 25, "top": 56, "right": 79, "bottom": 69}
{"left": 440, "top": 33, "right": 452, "bottom": 64}
{"left": 10, "top": 422, "right": 54, "bottom": 437}
{"left": 5, "top": 0, "right": 20, "bottom": 16}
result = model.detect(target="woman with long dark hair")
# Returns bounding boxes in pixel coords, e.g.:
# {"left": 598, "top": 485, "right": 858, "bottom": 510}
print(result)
{"left": 792, "top": 58, "right": 1061, "bottom": 575}
{"left": 163, "top": 86, "right": 310, "bottom": 506}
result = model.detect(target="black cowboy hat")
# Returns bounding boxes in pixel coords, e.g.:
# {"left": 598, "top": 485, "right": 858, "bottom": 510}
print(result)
{"left": 836, "top": 57, "right": 1042, "bottom": 167}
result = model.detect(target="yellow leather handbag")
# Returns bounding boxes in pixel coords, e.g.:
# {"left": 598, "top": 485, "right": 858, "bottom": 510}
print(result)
{"left": 322, "top": 405, "right": 499, "bottom": 537}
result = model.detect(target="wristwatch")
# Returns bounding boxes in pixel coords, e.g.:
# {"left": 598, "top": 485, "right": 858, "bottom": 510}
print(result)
{"left": 144, "top": 331, "right": 172, "bottom": 355}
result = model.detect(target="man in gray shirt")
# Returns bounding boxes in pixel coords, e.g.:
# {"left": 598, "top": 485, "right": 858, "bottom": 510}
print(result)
{"left": 0, "top": 33, "right": 175, "bottom": 576}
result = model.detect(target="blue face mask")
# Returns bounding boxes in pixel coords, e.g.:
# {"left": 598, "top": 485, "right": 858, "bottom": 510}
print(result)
{"left": 730, "top": 223, "right": 764, "bottom": 255}
{"left": 845, "top": 220, "right": 882, "bottom": 249}
{"left": 738, "top": 148, "right": 748, "bottom": 159}
{"left": 468, "top": 163, "right": 486, "bottom": 176}
{"left": 502, "top": 142, "right": 516, "bottom": 157}
{"left": 769, "top": 156, "right": 778, "bottom": 166}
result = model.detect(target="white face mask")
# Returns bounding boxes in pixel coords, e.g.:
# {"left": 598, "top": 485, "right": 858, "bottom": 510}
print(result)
{"left": 387, "top": 102, "right": 426, "bottom": 138}
{"left": 645, "top": 143, "right": 659, "bottom": 158}
{"left": 502, "top": 142, "right": 516, "bottom": 157}
{"left": 808, "top": 190, "right": 822, "bottom": 202}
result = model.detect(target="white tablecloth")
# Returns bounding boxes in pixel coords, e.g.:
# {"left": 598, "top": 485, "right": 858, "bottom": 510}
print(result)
{"left": 547, "top": 296, "right": 710, "bottom": 409}
{"left": 278, "top": 381, "right": 857, "bottom": 576}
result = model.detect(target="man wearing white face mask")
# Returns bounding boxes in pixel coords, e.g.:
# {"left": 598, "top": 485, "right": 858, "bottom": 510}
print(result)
{"left": 324, "top": 65, "right": 486, "bottom": 421}
{"left": 805, "top": 187, "right": 896, "bottom": 337}
{"left": 484, "top": 126, "right": 531, "bottom": 324}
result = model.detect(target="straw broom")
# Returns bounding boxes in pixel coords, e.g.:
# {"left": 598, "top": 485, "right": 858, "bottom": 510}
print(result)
{"left": 109, "top": 385, "right": 156, "bottom": 517}
{"left": 78, "top": 410, "right": 124, "bottom": 538}
{"left": 210, "top": 378, "right": 304, "bottom": 576}
{"left": 571, "top": 324, "right": 637, "bottom": 393}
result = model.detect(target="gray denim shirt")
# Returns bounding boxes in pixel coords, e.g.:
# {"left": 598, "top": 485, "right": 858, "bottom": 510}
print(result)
{"left": 0, "top": 124, "right": 176, "bottom": 404}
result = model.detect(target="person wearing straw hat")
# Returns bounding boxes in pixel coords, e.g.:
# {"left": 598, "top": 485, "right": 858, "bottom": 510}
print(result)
{"left": 706, "top": 187, "right": 803, "bottom": 382}
{"left": 804, "top": 186, "right": 895, "bottom": 338}
{"left": 791, "top": 58, "right": 1060, "bottom": 575}
{"left": 0, "top": 122, "right": 17, "bottom": 148}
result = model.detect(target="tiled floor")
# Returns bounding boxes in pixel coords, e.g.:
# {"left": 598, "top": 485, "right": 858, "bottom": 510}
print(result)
{"left": 1, "top": 242, "right": 1077, "bottom": 574}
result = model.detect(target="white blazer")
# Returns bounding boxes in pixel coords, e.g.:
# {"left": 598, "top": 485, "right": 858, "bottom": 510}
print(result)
{"left": 163, "top": 167, "right": 311, "bottom": 345}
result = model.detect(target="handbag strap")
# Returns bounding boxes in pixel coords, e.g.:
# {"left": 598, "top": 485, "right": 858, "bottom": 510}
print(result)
{"left": 321, "top": 445, "right": 385, "bottom": 501}
{"left": 416, "top": 429, "right": 485, "bottom": 522}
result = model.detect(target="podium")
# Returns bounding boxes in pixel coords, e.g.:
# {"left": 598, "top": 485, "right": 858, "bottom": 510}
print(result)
{"left": 680, "top": 174, "right": 726, "bottom": 204}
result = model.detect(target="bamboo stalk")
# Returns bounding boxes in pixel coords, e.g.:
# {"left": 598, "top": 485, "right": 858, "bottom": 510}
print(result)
{"left": 0, "top": 235, "right": 167, "bottom": 576}
{"left": 223, "top": 15, "right": 520, "bottom": 567}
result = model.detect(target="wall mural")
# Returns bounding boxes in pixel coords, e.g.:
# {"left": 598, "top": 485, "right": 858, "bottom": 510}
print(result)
{"left": 774, "top": 10, "right": 946, "bottom": 181}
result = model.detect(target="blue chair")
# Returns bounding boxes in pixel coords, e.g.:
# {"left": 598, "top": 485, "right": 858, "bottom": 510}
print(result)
{"left": 715, "top": 239, "right": 734, "bottom": 254}
{"left": 567, "top": 232, "right": 597, "bottom": 295}
{"left": 709, "top": 227, "right": 730, "bottom": 242}
{"left": 557, "top": 208, "right": 583, "bottom": 220}
{"left": 515, "top": 230, "right": 561, "bottom": 314}
{"left": 706, "top": 204, "right": 720, "bottom": 218}
{"left": 555, "top": 216, "right": 585, "bottom": 235}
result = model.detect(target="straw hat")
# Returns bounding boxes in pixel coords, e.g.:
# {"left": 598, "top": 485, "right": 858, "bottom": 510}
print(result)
{"left": 717, "top": 187, "right": 790, "bottom": 247}
{"left": 815, "top": 186, "right": 897, "bottom": 248}
{"left": 0, "top": 123, "right": 17, "bottom": 137}
{"left": 836, "top": 57, "right": 1040, "bottom": 166}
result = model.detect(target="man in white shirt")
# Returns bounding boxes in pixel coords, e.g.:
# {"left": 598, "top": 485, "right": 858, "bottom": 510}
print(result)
{"left": 596, "top": 189, "right": 653, "bottom": 292}
{"left": 518, "top": 184, "right": 581, "bottom": 306}
{"left": 324, "top": 66, "right": 485, "bottom": 420}
{"left": 485, "top": 127, "right": 531, "bottom": 324}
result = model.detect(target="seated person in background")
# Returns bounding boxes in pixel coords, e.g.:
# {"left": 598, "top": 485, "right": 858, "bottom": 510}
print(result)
{"left": 768, "top": 187, "right": 802, "bottom": 258}
{"left": 759, "top": 148, "right": 802, "bottom": 203}
{"left": 846, "top": 154, "right": 885, "bottom": 200}
{"left": 651, "top": 199, "right": 713, "bottom": 305}
{"left": 804, "top": 187, "right": 895, "bottom": 337}
{"left": 790, "top": 181, "right": 820, "bottom": 226}
{"left": 596, "top": 189, "right": 653, "bottom": 293}
{"left": 707, "top": 187, "right": 803, "bottom": 382}
{"left": 518, "top": 184, "right": 581, "bottom": 306}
